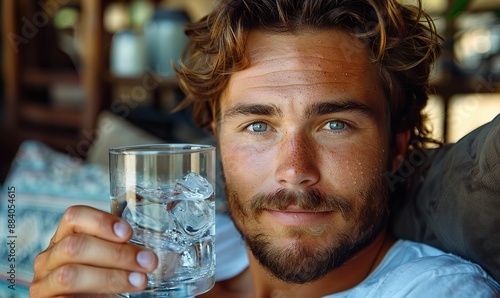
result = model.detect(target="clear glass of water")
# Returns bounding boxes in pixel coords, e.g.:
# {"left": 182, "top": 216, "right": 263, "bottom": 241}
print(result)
{"left": 109, "top": 144, "right": 216, "bottom": 297}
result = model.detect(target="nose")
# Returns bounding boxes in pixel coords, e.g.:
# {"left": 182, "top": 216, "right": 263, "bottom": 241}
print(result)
{"left": 274, "top": 132, "right": 320, "bottom": 187}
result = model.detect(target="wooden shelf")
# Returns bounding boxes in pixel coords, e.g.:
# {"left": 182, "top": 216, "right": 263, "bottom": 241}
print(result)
{"left": 22, "top": 68, "right": 80, "bottom": 86}
{"left": 19, "top": 103, "right": 83, "bottom": 128}
{"left": 431, "top": 77, "right": 500, "bottom": 97}
{"left": 1, "top": 0, "right": 193, "bottom": 154}
{"left": 1, "top": 0, "right": 104, "bottom": 154}
{"left": 469, "top": 0, "right": 500, "bottom": 12}
{"left": 106, "top": 72, "right": 179, "bottom": 89}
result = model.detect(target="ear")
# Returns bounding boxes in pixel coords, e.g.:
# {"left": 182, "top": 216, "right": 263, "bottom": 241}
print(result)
{"left": 210, "top": 121, "right": 217, "bottom": 136}
{"left": 391, "top": 130, "right": 410, "bottom": 174}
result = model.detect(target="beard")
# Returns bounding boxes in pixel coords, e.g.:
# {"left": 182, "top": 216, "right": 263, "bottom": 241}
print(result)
{"left": 226, "top": 183, "right": 389, "bottom": 284}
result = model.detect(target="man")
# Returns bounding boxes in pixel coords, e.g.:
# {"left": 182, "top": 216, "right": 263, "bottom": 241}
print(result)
{"left": 31, "top": 0, "right": 500, "bottom": 297}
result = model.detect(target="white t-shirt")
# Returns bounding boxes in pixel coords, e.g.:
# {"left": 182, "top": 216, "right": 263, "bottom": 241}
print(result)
{"left": 324, "top": 240, "right": 500, "bottom": 297}
{"left": 214, "top": 219, "right": 500, "bottom": 297}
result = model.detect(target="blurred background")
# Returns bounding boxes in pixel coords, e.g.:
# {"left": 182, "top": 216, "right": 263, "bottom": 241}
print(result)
{"left": 421, "top": 0, "right": 500, "bottom": 144}
{"left": 1, "top": 2, "right": 219, "bottom": 294}
{"left": 1, "top": 0, "right": 217, "bottom": 183}
{"left": 0, "top": 0, "right": 500, "bottom": 182}
{"left": 0, "top": 1, "right": 499, "bottom": 295}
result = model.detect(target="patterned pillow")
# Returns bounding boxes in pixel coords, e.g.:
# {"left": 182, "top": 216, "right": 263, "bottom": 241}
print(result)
{"left": 0, "top": 141, "right": 109, "bottom": 296}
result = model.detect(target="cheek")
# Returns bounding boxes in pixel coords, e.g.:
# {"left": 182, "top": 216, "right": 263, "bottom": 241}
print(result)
{"left": 323, "top": 143, "right": 388, "bottom": 193}
{"left": 220, "top": 137, "right": 274, "bottom": 198}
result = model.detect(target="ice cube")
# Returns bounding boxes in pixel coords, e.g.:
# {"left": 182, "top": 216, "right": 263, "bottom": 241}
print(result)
{"left": 122, "top": 202, "right": 175, "bottom": 233}
{"left": 136, "top": 185, "right": 180, "bottom": 203}
{"left": 174, "top": 172, "right": 214, "bottom": 200}
{"left": 155, "top": 249, "right": 182, "bottom": 279}
{"left": 122, "top": 206, "right": 134, "bottom": 224}
{"left": 172, "top": 200, "right": 214, "bottom": 236}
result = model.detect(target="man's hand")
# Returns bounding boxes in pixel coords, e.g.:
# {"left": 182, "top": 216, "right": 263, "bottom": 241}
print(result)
{"left": 30, "top": 205, "right": 158, "bottom": 297}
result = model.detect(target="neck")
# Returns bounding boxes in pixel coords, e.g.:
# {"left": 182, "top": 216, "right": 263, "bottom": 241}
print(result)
{"left": 248, "top": 229, "right": 396, "bottom": 298}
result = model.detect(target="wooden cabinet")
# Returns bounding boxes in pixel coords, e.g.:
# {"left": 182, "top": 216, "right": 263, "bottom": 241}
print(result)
{"left": 2, "top": 0, "right": 105, "bottom": 155}
{"left": 1, "top": 0, "right": 215, "bottom": 155}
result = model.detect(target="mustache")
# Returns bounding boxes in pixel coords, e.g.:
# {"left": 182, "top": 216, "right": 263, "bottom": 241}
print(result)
{"left": 249, "top": 188, "right": 352, "bottom": 216}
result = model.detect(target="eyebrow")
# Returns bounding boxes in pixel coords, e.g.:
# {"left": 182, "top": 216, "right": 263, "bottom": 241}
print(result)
{"left": 222, "top": 99, "right": 377, "bottom": 121}
{"left": 223, "top": 103, "right": 283, "bottom": 119}
{"left": 304, "top": 100, "right": 377, "bottom": 121}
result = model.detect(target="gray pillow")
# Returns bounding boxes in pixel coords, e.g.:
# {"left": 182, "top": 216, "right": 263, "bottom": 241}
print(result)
{"left": 391, "top": 114, "right": 500, "bottom": 282}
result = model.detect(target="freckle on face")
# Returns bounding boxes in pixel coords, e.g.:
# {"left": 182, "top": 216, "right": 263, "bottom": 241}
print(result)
{"left": 219, "top": 29, "right": 391, "bottom": 283}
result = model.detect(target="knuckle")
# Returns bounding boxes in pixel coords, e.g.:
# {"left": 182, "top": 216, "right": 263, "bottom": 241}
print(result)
{"left": 59, "top": 234, "right": 86, "bottom": 259}
{"left": 96, "top": 210, "right": 112, "bottom": 232}
{"left": 109, "top": 245, "right": 123, "bottom": 264}
{"left": 48, "top": 234, "right": 57, "bottom": 247}
{"left": 106, "top": 270, "right": 129, "bottom": 292}
{"left": 29, "top": 282, "right": 40, "bottom": 298}
{"left": 33, "top": 251, "right": 47, "bottom": 272}
{"left": 54, "top": 264, "right": 78, "bottom": 289}
{"left": 62, "top": 206, "right": 80, "bottom": 227}
{"left": 110, "top": 243, "right": 127, "bottom": 264}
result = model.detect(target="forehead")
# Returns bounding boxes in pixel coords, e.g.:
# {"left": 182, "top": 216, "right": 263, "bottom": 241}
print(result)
{"left": 220, "top": 29, "right": 385, "bottom": 118}
{"left": 246, "top": 29, "right": 371, "bottom": 71}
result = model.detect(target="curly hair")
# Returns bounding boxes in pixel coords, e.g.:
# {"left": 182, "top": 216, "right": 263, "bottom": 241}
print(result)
{"left": 174, "top": 0, "right": 442, "bottom": 152}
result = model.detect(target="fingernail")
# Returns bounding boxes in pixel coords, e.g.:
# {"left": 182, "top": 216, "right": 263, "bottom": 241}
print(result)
{"left": 137, "top": 250, "right": 155, "bottom": 269}
{"left": 129, "top": 272, "right": 144, "bottom": 288}
{"left": 113, "top": 221, "right": 130, "bottom": 239}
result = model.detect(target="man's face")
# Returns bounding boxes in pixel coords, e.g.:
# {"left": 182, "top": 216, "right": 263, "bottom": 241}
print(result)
{"left": 218, "top": 29, "right": 393, "bottom": 283}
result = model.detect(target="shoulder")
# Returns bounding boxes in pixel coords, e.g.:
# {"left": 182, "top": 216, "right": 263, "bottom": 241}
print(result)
{"left": 326, "top": 240, "right": 500, "bottom": 298}
{"left": 361, "top": 240, "right": 500, "bottom": 297}
{"left": 379, "top": 240, "right": 498, "bottom": 283}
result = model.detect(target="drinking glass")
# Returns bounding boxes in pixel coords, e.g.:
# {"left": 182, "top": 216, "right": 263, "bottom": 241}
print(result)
{"left": 109, "top": 144, "right": 216, "bottom": 297}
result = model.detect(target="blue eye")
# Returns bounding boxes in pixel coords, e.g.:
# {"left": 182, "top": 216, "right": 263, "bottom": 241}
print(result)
{"left": 328, "top": 120, "right": 346, "bottom": 130}
{"left": 248, "top": 122, "right": 268, "bottom": 132}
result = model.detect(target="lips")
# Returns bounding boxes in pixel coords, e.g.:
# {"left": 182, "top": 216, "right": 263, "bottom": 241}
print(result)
{"left": 265, "top": 205, "right": 332, "bottom": 226}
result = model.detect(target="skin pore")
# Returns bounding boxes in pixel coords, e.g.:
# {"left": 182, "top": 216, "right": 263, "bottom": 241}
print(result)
{"left": 214, "top": 29, "right": 408, "bottom": 297}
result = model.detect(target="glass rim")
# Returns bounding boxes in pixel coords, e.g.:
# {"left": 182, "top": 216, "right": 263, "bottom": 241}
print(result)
{"left": 109, "top": 143, "right": 215, "bottom": 155}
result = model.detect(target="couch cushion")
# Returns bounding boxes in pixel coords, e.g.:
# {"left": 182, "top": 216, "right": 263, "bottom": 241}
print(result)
{"left": 391, "top": 114, "right": 500, "bottom": 282}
